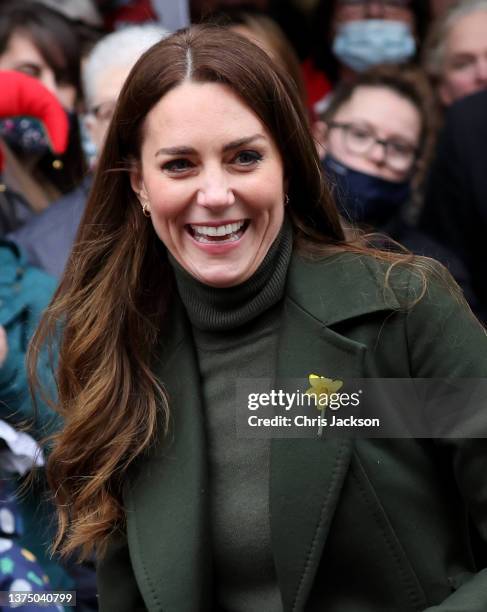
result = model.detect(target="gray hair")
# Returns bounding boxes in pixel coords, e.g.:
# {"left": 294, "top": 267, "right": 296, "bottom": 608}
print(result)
{"left": 82, "top": 24, "right": 170, "bottom": 106}
{"left": 423, "top": 0, "right": 487, "bottom": 79}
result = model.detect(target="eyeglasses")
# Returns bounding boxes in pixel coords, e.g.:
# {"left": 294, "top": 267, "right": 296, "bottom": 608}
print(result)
{"left": 328, "top": 121, "right": 418, "bottom": 172}
{"left": 87, "top": 100, "right": 117, "bottom": 123}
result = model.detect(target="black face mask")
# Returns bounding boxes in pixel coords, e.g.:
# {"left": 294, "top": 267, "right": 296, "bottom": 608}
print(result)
{"left": 0, "top": 116, "right": 51, "bottom": 157}
{"left": 323, "top": 154, "right": 411, "bottom": 227}
{"left": 0, "top": 109, "right": 76, "bottom": 159}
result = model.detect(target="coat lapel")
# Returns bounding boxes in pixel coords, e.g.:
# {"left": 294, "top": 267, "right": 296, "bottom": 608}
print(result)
{"left": 125, "top": 301, "right": 211, "bottom": 612}
{"left": 270, "top": 253, "right": 400, "bottom": 612}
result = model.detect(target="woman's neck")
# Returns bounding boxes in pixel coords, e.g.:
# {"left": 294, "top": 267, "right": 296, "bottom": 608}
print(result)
{"left": 168, "top": 216, "right": 293, "bottom": 332}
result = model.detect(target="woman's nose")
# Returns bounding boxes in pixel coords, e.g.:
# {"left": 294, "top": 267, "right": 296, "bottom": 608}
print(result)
{"left": 368, "top": 140, "right": 387, "bottom": 165}
{"left": 475, "top": 57, "right": 487, "bottom": 85}
{"left": 197, "top": 171, "right": 235, "bottom": 208}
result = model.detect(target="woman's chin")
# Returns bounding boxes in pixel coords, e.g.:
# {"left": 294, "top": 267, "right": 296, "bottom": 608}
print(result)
{"left": 189, "top": 264, "right": 254, "bottom": 288}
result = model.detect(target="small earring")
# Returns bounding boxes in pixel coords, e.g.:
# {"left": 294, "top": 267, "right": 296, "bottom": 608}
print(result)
{"left": 284, "top": 194, "right": 290, "bottom": 206}
{"left": 142, "top": 201, "right": 151, "bottom": 217}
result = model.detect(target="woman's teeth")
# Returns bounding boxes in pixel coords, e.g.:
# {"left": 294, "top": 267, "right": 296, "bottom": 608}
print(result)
{"left": 190, "top": 220, "right": 246, "bottom": 243}
{"left": 190, "top": 221, "right": 245, "bottom": 236}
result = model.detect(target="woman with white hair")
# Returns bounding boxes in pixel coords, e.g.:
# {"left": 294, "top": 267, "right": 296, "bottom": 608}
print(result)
{"left": 423, "top": 0, "right": 487, "bottom": 105}
{"left": 82, "top": 24, "right": 170, "bottom": 166}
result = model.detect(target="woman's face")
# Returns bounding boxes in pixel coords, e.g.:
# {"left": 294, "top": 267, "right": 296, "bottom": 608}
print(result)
{"left": 323, "top": 85, "right": 421, "bottom": 182}
{"left": 0, "top": 31, "right": 76, "bottom": 111}
{"left": 438, "top": 10, "right": 487, "bottom": 106}
{"left": 131, "top": 81, "right": 286, "bottom": 288}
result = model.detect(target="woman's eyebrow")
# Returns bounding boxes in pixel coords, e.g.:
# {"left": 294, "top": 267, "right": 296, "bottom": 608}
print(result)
{"left": 222, "top": 134, "right": 266, "bottom": 152}
{"left": 155, "top": 134, "right": 266, "bottom": 157}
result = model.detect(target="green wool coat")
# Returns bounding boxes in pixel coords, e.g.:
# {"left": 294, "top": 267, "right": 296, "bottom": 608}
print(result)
{"left": 97, "top": 251, "right": 487, "bottom": 612}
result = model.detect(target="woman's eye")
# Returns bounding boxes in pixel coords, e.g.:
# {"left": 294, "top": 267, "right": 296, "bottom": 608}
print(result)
{"left": 16, "top": 63, "right": 41, "bottom": 79}
{"left": 350, "top": 127, "right": 370, "bottom": 141}
{"left": 162, "top": 159, "right": 194, "bottom": 173}
{"left": 234, "top": 150, "right": 263, "bottom": 166}
{"left": 451, "top": 56, "right": 474, "bottom": 71}
{"left": 389, "top": 141, "right": 413, "bottom": 156}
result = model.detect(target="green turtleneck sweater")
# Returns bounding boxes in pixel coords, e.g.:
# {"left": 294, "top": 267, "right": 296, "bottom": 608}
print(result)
{"left": 169, "top": 220, "right": 293, "bottom": 612}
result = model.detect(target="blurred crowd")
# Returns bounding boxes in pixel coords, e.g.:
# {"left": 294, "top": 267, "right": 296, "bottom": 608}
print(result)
{"left": 0, "top": 0, "right": 486, "bottom": 609}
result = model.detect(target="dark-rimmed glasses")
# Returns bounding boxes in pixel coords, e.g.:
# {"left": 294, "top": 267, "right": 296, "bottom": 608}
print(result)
{"left": 328, "top": 121, "right": 419, "bottom": 172}
{"left": 87, "top": 100, "right": 117, "bottom": 123}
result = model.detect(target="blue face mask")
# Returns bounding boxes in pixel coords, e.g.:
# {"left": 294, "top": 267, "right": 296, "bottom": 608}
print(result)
{"left": 323, "top": 154, "right": 411, "bottom": 227}
{"left": 79, "top": 116, "right": 98, "bottom": 170}
{"left": 332, "top": 19, "right": 416, "bottom": 73}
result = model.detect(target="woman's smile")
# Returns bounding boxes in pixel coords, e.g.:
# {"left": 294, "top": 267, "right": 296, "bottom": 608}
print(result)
{"left": 187, "top": 219, "right": 249, "bottom": 245}
{"left": 184, "top": 218, "right": 250, "bottom": 256}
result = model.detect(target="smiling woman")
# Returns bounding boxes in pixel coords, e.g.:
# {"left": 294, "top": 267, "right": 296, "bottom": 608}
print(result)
{"left": 29, "top": 24, "right": 487, "bottom": 612}
{"left": 130, "top": 81, "right": 286, "bottom": 287}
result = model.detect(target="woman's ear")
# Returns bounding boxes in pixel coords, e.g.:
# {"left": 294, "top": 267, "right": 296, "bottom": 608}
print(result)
{"left": 129, "top": 161, "right": 147, "bottom": 202}
{"left": 312, "top": 120, "right": 329, "bottom": 161}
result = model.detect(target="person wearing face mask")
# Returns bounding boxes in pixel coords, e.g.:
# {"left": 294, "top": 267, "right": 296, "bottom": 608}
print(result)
{"left": 0, "top": 71, "right": 70, "bottom": 236}
{"left": 307, "top": 0, "right": 431, "bottom": 114}
{"left": 9, "top": 24, "right": 169, "bottom": 280}
{"left": 0, "top": 1, "right": 86, "bottom": 218}
{"left": 315, "top": 64, "right": 478, "bottom": 312}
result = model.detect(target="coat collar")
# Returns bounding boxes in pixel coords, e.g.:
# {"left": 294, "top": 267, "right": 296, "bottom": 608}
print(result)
{"left": 286, "top": 251, "right": 400, "bottom": 327}
{"left": 125, "top": 251, "right": 398, "bottom": 612}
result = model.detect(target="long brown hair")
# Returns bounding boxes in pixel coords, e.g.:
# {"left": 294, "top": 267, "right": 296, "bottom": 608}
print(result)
{"left": 29, "top": 25, "right": 441, "bottom": 560}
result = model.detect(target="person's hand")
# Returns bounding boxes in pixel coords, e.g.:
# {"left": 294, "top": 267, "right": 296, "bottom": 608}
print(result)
{"left": 0, "top": 326, "right": 8, "bottom": 367}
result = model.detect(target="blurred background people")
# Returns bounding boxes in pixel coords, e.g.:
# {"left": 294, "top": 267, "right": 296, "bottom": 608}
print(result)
{"left": 429, "top": 0, "right": 456, "bottom": 18}
{"left": 419, "top": 89, "right": 487, "bottom": 322}
{"left": 191, "top": 0, "right": 309, "bottom": 52}
{"left": 81, "top": 23, "right": 168, "bottom": 166}
{"left": 318, "top": 65, "right": 436, "bottom": 217}
{"left": 9, "top": 24, "right": 169, "bottom": 279}
{"left": 0, "top": 239, "right": 70, "bottom": 594}
{"left": 307, "top": 0, "right": 431, "bottom": 113}
{"left": 0, "top": 2, "right": 86, "bottom": 216}
{"left": 315, "top": 64, "right": 477, "bottom": 309}
{"left": 209, "top": 9, "right": 308, "bottom": 111}
{"left": 33, "top": 0, "right": 105, "bottom": 60}
{"left": 36, "top": 0, "right": 103, "bottom": 30}
{"left": 0, "top": 71, "right": 70, "bottom": 235}
{"left": 423, "top": 0, "right": 487, "bottom": 107}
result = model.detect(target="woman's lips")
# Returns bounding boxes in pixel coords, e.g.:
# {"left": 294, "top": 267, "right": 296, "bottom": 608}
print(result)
{"left": 186, "top": 219, "right": 249, "bottom": 244}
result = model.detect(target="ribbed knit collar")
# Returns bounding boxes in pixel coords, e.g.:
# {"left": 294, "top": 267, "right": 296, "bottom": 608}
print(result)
{"left": 168, "top": 217, "right": 293, "bottom": 332}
